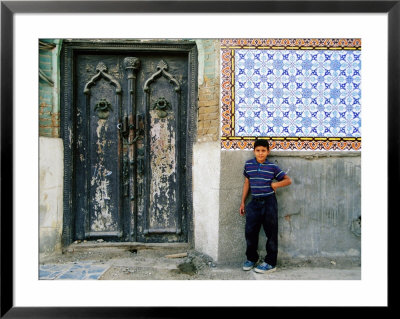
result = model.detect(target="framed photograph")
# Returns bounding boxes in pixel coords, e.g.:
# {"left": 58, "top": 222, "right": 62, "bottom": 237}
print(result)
{"left": 1, "top": 0, "right": 396, "bottom": 317}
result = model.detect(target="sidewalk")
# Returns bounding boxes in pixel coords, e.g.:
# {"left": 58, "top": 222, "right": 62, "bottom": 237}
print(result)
{"left": 39, "top": 241, "right": 361, "bottom": 280}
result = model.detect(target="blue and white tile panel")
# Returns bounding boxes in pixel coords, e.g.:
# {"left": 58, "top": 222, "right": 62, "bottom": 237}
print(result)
{"left": 235, "top": 50, "right": 361, "bottom": 138}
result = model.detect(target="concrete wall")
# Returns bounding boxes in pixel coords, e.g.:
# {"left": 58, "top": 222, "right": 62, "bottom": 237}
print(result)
{"left": 39, "top": 137, "right": 64, "bottom": 255}
{"left": 192, "top": 142, "right": 221, "bottom": 261}
{"left": 217, "top": 150, "right": 361, "bottom": 264}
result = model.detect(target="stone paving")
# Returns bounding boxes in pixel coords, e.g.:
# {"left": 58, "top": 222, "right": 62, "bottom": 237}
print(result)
{"left": 39, "top": 261, "right": 110, "bottom": 280}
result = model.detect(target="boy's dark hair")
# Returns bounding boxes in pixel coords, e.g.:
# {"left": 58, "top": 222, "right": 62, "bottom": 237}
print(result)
{"left": 253, "top": 139, "right": 270, "bottom": 150}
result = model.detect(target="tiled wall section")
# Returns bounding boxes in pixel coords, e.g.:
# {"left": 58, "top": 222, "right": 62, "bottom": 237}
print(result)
{"left": 221, "top": 39, "right": 362, "bottom": 151}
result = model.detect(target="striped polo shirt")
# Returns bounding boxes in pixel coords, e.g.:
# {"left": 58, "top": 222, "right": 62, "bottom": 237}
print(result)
{"left": 243, "top": 158, "right": 286, "bottom": 197}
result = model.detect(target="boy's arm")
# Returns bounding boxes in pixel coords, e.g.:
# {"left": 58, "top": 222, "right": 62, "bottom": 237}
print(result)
{"left": 271, "top": 174, "right": 292, "bottom": 192}
{"left": 240, "top": 177, "right": 250, "bottom": 216}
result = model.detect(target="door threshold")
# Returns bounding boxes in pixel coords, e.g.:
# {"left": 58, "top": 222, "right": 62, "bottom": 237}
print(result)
{"left": 64, "top": 241, "right": 190, "bottom": 253}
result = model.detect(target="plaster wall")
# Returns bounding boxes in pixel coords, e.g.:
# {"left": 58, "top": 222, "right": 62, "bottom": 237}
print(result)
{"left": 192, "top": 142, "right": 221, "bottom": 261}
{"left": 39, "top": 137, "right": 64, "bottom": 255}
{"left": 218, "top": 150, "right": 361, "bottom": 264}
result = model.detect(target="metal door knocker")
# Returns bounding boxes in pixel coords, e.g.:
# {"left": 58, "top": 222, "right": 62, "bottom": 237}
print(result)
{"left": 94, "top": 98, "right": 113, "bottom": 119}
{"left": 152, "top": 97, "right": 170, "bottom": 118}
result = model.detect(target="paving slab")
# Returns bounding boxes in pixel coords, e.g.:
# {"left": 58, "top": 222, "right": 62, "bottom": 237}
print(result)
{"left": 39, "top": 261, "right": 110, "bottom": 280}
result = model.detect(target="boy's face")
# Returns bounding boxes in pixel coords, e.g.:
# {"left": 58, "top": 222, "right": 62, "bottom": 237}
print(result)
{"left": 254, "top": 145, "right": 269, "bottom": 163}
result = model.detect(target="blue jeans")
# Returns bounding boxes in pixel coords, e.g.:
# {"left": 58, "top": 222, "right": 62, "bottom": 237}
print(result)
{"left": 245, "top": 194, "right": 278, "bottom": 266}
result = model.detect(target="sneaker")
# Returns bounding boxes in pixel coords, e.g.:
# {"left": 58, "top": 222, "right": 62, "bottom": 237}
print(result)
{"left": 254, "top": 262, "right": 276, "bottom": 274}
{"left": 242, "top": 260, "right": 256, "bottom": 271}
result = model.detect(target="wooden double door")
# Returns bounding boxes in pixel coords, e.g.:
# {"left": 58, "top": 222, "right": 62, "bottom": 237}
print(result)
{"left": 61, "top": 41, "right": 197, "bottom": 244}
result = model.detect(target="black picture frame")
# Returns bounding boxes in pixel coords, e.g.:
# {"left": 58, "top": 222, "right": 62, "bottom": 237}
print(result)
{"left": 1, "top": 1, "right": 395, "bottom": 317}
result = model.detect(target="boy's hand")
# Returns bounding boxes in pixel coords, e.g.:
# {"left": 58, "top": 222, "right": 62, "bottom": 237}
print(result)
{"left": 271, "top": 175, "right": 292, "bottom": 192}
{"left": 239, "top": 203, "right": 245, "bottom": 216}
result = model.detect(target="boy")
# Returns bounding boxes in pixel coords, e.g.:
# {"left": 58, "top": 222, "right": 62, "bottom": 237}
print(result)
{"left": 240, "top": 139, "right": 291, "bottom": 273}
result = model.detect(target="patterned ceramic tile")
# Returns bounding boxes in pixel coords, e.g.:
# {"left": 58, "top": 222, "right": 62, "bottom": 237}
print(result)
{"left": 39, "top": 262, "right": 110, "bottom": 280}
{"left": 221, "top": 39, "right": 362, "bottom": 151}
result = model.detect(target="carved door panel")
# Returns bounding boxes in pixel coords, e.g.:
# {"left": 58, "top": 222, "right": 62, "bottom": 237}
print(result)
{"left": 71, "top": 47, "right": 191, "bottom": 243}
{"left": 75, "top": 56, "right": 126, "bottom": 240}
{"left": 136, "top": 58, "right": 187, "bottom": 243}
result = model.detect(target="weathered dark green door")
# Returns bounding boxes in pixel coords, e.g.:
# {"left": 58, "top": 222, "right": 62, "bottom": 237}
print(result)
{"left": 61, "top": 41, "right": 197, "bottom": 244}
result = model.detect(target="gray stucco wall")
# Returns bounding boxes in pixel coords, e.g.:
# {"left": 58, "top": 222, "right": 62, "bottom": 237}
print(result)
{"left": 218, "top": 151, "right": 361, "bottom": 264}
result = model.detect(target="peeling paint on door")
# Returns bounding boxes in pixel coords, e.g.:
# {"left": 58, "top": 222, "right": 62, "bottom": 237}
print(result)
{"left": 90, "top": 119, "right": 118, "bottom": 232}
{"left": 149, "top": 111, "right": 177, "bottom": 230}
